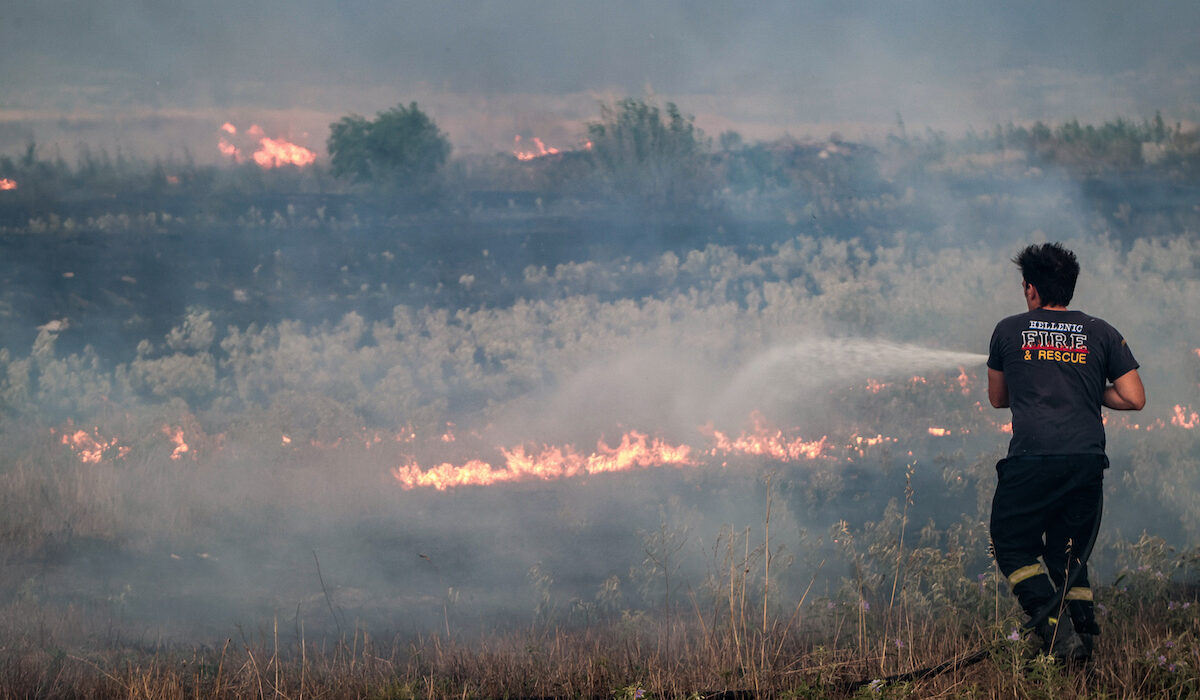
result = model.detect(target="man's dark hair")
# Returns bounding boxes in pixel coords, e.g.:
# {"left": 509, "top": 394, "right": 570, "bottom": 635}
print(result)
{"left": 1013, "top": 242, "right": 1080, "bottom": 307}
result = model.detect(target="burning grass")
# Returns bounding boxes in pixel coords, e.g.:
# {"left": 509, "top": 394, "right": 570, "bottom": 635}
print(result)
{"left": 2, "top": 204, "right": 1200, "bottom": 697}
{"left": 1, "top": 388, "right": 1198, "bottom": 698}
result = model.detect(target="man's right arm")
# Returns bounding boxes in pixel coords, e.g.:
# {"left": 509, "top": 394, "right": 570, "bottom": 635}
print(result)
{"left": 988, "top": 368, "right": 1009, "bottom": 408}
{"left": 1103, "top": 369, "right": 1145, "bottom": 410}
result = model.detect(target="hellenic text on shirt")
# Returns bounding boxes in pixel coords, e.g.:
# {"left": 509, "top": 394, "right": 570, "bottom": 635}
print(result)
{"left": 1020, "top": 320, "right": 1088, "bottom": 364}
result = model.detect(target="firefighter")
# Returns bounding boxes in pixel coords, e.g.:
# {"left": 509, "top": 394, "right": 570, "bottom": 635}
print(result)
{"left": 987, "top": 242, "right": 1145, "bottom": 661}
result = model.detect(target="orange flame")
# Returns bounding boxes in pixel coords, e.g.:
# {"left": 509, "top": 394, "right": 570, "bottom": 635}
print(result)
{"left": 1171, "top": 404, "right": 1199, "bottom": 429}
{"left": 956, "top": 367, "right": 971, "bottom": 395}
{"left": 392, "top": 431, "right": 696, "bottom": 491}
{"left": 927, "top": 427, "right": 951, "bottom": 437}
{"left": 701, "top": 415, "right": 828, "bottom": 461}
{"left": 58, "top": 427, "right": 130, "bottom": 464}
{"left": 865, "top": 379, "right": 890, "bottom": 394}
{"left": 218, "top": 138, "right": 242, "bottom": 163}
{"left": 162, "top": 425, "right": 191, "bottom": 460}
{"left": 253, "top": 136, "right": 317, "bottom": 168}
{"left": 0, "top": 178, "right": 16, "bottom": 191}
{"left": 513, "top": 135, "right": 561, "bottom": 161}
{"left": 219, "top": 123, "right": 316, "bottom": 168}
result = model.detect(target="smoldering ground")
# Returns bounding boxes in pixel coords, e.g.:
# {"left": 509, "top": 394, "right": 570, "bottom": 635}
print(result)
{"left": 3, "top": 90, "right": 1200, "bottom": 650}
{"left": 3, "top": 203, "right": 1199, "bottom": 650}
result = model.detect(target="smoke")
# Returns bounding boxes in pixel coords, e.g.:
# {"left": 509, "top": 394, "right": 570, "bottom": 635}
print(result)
{"left": 3, "top": 2, "right": 1200, "bottom": 159}
{"left": 2, "top": 7, "right": 1200, "bottom": 647}
{"left": 4, "top": 205, "right": 1198, "bottom": 647}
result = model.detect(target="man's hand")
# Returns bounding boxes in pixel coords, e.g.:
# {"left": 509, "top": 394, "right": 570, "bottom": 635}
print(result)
{"left": 988, "top": 368, "right": 1009, "bottom": 408}
{"left": 1103, "top": 369, "right": 1145, "bottom": 410}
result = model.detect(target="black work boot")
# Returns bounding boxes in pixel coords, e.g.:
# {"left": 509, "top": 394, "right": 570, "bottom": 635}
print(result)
{"left": 1071, "top": 614, "right": 1100, "bottom": 663}
{"left": 1075, "top": 632, "right": 1096, "bottom": 664}
{"left": 1032, "top": 617, "right": 1087, "bottom": 662}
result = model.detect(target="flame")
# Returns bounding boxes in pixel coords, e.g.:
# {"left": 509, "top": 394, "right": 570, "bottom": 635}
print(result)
{"left": 219, "top": 123, "right": 316, "bottom": 169}
{"left": 162, "top": 425, "right": 191, "bottom": 460}
{"left": 955, "top": 367, "right": 971, "bottom": 395}
{"left": 394, "top": 415, "right": 843, "bottom": 491}
{"left": 513, "top": 135, "right": 561, "bottom": 161}
{"left": 865, "top": 379, "right": 890, "bottom": 394}
{"left": 0, "top": 178, "right": 16, "bottom": 191}
{"left": 218, "top": 138, "right": 243, "bottom": 163}
{"left": 701, "top": 414, "right": 828, "bottom": 461}
{"left": 927, "top": 427, "right": 951, "bottom": 437}
{"left": 253, "top": 137, "right": 317, "bottom": 168}
{"left": 1171, "top": 404, "right": 1199, "bottom": 429}
{"left": 854, "top": 434, "right": 891, "bottom": 447}
{"left": 392, "top": 431, "right": 696, "bottom": 491}
{"left": 57, "top": 426, "right": 130, "bottom": 464}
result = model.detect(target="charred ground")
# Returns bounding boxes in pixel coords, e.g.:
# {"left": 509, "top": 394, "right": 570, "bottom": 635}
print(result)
{"left": 2, "top": 118, "right": 1200, "bottom": 698}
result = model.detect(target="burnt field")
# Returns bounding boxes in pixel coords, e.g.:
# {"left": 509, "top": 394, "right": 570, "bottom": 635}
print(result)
{"left": 2, "top": 129, "right": 1200, "bottom": 697}
{"left": 0, "top": 203, "right": 788, "bottom": 363}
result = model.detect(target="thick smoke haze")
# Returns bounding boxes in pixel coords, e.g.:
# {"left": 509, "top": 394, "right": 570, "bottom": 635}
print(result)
{"left": 1, "top": 4, "right": 1199, "bottom": 687}
{"left": 2, "top": 1, "right": 1199, "bottom": 158}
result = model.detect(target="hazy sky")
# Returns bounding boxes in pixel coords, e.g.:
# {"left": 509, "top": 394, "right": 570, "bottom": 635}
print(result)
{"left": 2, "top": 1, "right": 1198, "bottom": 158}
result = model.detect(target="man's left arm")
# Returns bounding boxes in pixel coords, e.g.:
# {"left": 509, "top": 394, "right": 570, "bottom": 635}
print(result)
{"left": 1103, "top": 369, "right": 1145, "bottom": 410}
{"left": 988, "top": 368, "right": 1009, "bottom": 408}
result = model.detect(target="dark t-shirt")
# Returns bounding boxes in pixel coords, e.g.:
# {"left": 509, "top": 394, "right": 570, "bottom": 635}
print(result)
{"left": 988, "top": 309, "right": 1139, "bottom": 457}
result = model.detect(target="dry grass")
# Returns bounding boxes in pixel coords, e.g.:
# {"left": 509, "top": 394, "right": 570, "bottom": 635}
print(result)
{"left": 2, "top": 414, "right": 1199, "bottom": 698}
{"left": 1, "top": 570, "right": 1197, "bottom": 699}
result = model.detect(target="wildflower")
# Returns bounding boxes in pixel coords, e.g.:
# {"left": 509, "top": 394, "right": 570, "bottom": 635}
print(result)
{"left": 867, "top": 679, "right": 885, "bottom": 694}
{"left": 861, "top": 599, "right": 871, "bottom": 611}
{"left": 1165, "top": 640, "right": 1176, "bottom": 649}
{"left": 1169, "top": 601, "right": 1179, "bottom": 610}
{"left": 1007, "top": 629, "right": 1021, "bottom": 641}
{"left": 634, "top": 689, "right": 645, "bottom": 699}
{"left": 1169, "top": 664, "right": 1178, "bottom": 672}
{"left": 1096, "top": 602, "right": 1108, "bottom": 615}
{"left": 1159, "top": 655, "right": 1167, "bottom": 666}
{"left": 894, "top": 639, "right": 905, "bottom": 649}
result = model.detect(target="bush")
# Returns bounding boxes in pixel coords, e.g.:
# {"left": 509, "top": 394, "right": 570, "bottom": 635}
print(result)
{"left": 327, "top": 102, "right": 451, "bottom": 196}
{"left": 585, "top": 98, "right": 713, "bottom": 210}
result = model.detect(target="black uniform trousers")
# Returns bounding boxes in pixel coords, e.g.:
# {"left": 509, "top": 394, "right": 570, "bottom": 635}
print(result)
{"left": 990, "top": 454, "right": 1106, "bottom": 635}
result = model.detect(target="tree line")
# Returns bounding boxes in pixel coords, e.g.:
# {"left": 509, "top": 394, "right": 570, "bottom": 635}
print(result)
{"left": 2, "top": 100, "right": 1198, "bottom": 219}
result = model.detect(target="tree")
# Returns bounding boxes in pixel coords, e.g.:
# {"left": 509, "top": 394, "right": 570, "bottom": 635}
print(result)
{"left": 585, "top": 98, "right": 712, "bottom": 209}
{"left": 327, "top": 102, "right": 451, "bottom": 188}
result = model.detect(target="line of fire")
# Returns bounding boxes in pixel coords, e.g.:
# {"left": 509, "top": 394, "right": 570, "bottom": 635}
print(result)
{"left": 54, "top": 371, "right": 1200, "bottom": 490}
